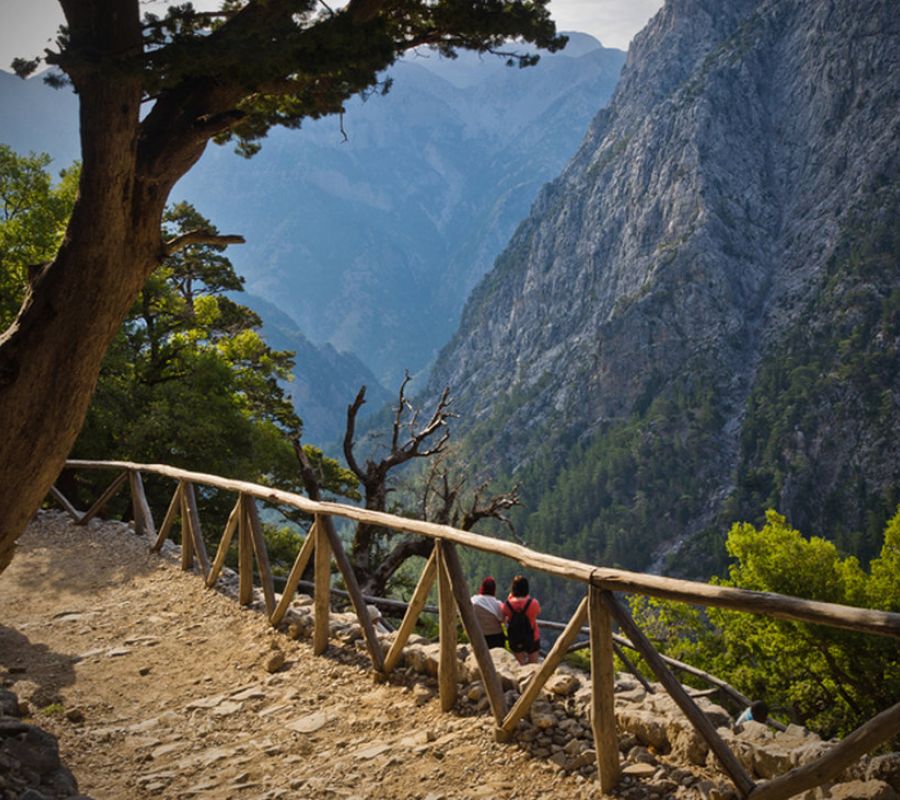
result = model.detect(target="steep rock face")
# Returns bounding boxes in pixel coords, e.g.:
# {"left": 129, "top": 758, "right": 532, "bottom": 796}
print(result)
{"left": 428, "top": 0, "right": 899, "bottom": 575}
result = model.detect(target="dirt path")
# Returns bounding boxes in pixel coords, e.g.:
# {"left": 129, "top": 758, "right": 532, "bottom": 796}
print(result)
{"left": 0, "top": 511, "right": 605, "bottom": 800}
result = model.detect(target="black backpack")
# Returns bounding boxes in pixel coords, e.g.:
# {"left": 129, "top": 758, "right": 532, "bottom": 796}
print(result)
{"left": 505, "top": 597, "right": 534, "bottom": 652}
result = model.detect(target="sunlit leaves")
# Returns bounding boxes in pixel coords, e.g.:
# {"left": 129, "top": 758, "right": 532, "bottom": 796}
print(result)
{"left": 632, "top": 509, "right": 900, "bottom": 738}
{"left": 0, "top": 146, "right": 78, "bottom": 330}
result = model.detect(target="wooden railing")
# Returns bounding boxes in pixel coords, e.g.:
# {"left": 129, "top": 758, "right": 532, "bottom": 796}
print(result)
{"left": 49, "top": 460, "right": 900, "bottom": 800}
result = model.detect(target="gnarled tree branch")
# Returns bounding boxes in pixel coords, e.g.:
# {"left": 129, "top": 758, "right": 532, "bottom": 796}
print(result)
{"left": 162, "top": 230, "right": 245, "bottom": 257}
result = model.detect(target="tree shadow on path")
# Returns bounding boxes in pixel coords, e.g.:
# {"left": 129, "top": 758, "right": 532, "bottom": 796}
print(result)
{"left": 0, "top": 625, "right": 77, "bottom": 708}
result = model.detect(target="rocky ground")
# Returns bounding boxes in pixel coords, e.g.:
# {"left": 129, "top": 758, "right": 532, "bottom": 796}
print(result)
{"left": 1, "top": 511, "right": 897, "bottom": 800}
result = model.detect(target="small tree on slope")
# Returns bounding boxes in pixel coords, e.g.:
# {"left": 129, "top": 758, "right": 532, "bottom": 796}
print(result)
{"left": 0, "top": 0, "right": 564, "bottom": 574}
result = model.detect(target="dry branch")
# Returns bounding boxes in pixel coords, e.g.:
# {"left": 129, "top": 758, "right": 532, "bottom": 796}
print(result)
{"left": 162, "top": 230, "right": 245, "bottom": 256}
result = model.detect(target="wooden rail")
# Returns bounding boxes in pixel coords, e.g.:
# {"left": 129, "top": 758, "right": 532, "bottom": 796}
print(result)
{"left": 48, "top": 460, "right": 900, "bottom": 800}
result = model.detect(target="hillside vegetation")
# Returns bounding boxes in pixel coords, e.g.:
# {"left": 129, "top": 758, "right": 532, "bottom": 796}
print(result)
{"left": 426, "top": 0, "right": 900, "bottom": 580}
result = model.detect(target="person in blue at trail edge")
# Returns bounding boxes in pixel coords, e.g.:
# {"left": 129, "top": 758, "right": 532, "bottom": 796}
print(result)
{"left": 736, "top": 700, "right": 768, "bottom": 727}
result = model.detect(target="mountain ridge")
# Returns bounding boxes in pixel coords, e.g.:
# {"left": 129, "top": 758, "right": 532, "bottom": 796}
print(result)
{"left": 173, "top": 35, "right": 626, "bottom": 386}
{"left": 426, "top": 0, "right": 900, "bottom": 577}
{"left": 0, "top": 33, "right": 625, "bottom": 443}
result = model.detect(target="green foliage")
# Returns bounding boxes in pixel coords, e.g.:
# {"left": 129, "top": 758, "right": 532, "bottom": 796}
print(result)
{"left": 69, "top": 200, "right": 359, "bottom": 533}
{"left": 729, "top": 188, "right": 900, "bottom": 564}
{"left": 0, "top": 145, "right": 358, "bottom": 558}
{"left": 19, "top": 1, "right": 565, "bottom": 159}
{"left": 631, "top": 509, "right": 900, "bottom": 739}
{"left": 0, "top": 146, "right": 77, "bottom": 329}
{"left": 74, "top": 201, "right": 300, "bottom": 482}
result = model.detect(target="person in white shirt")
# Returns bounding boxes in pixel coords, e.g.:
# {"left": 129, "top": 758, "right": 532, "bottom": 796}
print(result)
{"left": 470, "top": 576, "right": 506, "bottom": 649}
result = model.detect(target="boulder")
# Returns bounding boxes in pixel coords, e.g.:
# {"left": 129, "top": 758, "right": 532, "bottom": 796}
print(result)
{"left": 529, "top": 700, "right": 557, "bottom": 730}
{"left": 829, "top": 780, "right": 898, "bottom": 800}
{"left": 264, "top": 650, "right": 286, "bottom": 674}
{"left": 406, "top": 643, "right": 440, "bottom": 677}
{"left": 546, "top": 672, "right": 580, "bottom": 697}
{"left": 615, "top": 685, "right": 648, "bottom": 704}
{"left": 694, "top": 698, "right": 732, "bottom": 730}
{"left": 868, "top": 754, "right": 900, "bottom": 793}
{"left": 622, "top": 762, "right": 657, "bottom": 778}
{"left": 669, "top": 722, "right": 709, "bottom": 766}
{"left": 0, "top": 691, "right": 21, "bottom": 718}
{"left": 516, "top": 663, "right": 543, "bottom": 693}
{"left": 737, "top": 720, "right": 774, "bottom": 742}
{"left": 616, "top": 708, "right": 668, "bottom": 751}
{"left": 0, "top": 718, "right": 80, "bottom": 797}
{"left": 751, "top": 741, "right": 796, "bottom": 780}
{"left": 464, "top": 649, "right": 519, "bottom": 690}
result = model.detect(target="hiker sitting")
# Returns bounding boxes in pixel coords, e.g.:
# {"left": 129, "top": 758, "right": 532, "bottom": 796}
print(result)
{"left": 470, "top": 576, "right": 507, "bottom": 649}
{"left": 735, "top": 700, "right": 769, "bottom": 729}
{"left": 503, "top": 575, "right": 541, "bottom": 665}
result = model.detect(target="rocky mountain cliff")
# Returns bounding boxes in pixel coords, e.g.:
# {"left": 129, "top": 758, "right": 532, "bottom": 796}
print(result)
{"left": 428, "top": 0, "right": 900, "bottom": 577}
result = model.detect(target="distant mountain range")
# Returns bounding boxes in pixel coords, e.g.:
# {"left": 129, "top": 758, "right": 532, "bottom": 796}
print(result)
{"left": 0, "top": 34, "right": 625, "bottom": 444}
{"left": 428, "top": 0, "right": 900, "bottom": 580}
{"left": 175, "top": 33, "right": 625, "bottom": 388}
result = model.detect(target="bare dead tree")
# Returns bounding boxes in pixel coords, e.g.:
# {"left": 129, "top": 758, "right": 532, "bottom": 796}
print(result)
{"left": 284, "top": 375, "right": 521, "bottom": 598}
{"left": 344, "top": 373, "right": 520, "bottom": 595}
{"left": 420, "top": 453, "right": 524, "bottom": 542}
{"left": 343, "top": 374, "right": 455, "bottom": 596}
{"left": 293, "top": 437, "right": 323, "bottom": 503}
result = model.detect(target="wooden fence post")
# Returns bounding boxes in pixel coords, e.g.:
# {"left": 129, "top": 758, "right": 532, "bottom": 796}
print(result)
{"left": 207, "top": 498, "right": 242, "bottom": 588}
{"left": 182, "top": 481, "right": 210, "bottom": 578}
{"left": 383, "top": 547, "right": 437, "bottom": 674}
{"left": 78, "top": 471, "right": 128, "bottom": 526}
{"left": 244, "top": 495, "right": 276, "bottom": 616}
{"left": 238, "top": 493, "right": 254, "bottom": 605}
{"left": 313, "top": 517, "right": 331, "bottom": 656}
{"left": 49, "top": 485, "right": 82, "bottom": 523}
{"left": 589, "top": 587, "right": 621, "bottom": 793}
{"left": 602, "top": 591, "right": 755, "bottom": 798}
{"left": 179, "top": 483, "right": 195, "bottom": 571}
{"left": 318, "top": 514, "right": 385, "bottom": 671}
{"left": 436, "top": 540, "right": 458, "bottom": 712}
{"left": 152, "top": 482, "right": 183, "bottom": 552}
{"left": 438, "top": 540, "right": 507, "bottom": 725}
{"left": 270, "top": 519, "right": 318, "bottom": 626}
{"left": 128, "top": 470, "right": 155, "bottom": 539}
{"left": 502, "top": 596, "right": 589, "bottom": 737}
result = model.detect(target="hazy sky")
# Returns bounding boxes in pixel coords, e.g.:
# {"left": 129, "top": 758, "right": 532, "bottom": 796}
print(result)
{"left": 0, "top": 0, "right": 664, "bottom": 70}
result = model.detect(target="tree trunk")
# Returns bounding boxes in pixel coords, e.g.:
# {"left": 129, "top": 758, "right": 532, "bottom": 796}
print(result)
{"left": 0, "top": 1, "right": 205, "bottom": 573}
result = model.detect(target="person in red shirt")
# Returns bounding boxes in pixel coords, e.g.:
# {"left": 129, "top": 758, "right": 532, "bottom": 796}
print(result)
{"left": 503, "top": 574, "right": 541, "bottom": 664}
